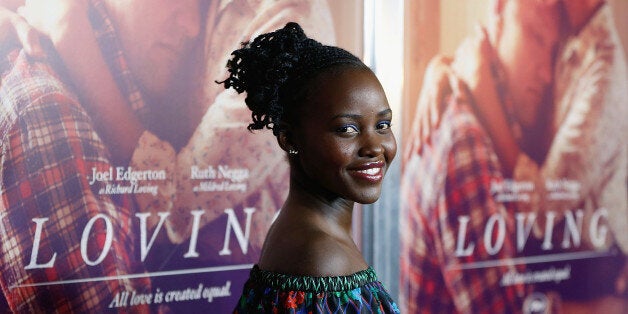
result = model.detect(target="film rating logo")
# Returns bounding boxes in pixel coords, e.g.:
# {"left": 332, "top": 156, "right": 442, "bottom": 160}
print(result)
{"left": 523, "top": 293, "right": 549, "bottom": 314}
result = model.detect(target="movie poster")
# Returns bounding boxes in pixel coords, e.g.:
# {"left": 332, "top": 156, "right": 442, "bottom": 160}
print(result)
{"left": 0, "top": 0, "right": 361, "bottom": 312}
{"left": 399, "top": 1, "right": 627, "bottom": 313}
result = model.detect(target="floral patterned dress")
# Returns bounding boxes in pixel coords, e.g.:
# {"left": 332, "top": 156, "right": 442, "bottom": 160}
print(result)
{"left": 234, "top": 265, "right": 400, "bottom": 313}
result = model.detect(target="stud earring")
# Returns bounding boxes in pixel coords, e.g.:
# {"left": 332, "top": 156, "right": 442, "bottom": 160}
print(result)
{"left": 288, "top": 149, "right": 298, "bottom": 155}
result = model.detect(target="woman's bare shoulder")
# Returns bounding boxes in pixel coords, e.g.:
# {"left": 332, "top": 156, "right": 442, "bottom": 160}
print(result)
{"left": 258, "top": 225, "right": 367, "bottom": 277}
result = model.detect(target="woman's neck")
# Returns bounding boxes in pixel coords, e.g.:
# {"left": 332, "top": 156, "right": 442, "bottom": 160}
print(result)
{"left": 255, "top": 172, "right": 367, "bottom": 276}
{"left": 283, "top": 173, "right": 355, "bottom": 234}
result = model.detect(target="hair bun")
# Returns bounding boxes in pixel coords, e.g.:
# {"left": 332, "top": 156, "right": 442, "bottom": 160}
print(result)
{"left": 219, "top": 22, "right": 364, "bottom": 135}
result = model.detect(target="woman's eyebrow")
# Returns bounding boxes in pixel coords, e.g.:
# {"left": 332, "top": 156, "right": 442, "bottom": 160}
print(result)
{"left": 378, "top": 109, "right": 393, "bottom": 117}
{"left": 331, "top": 109, "right": 392, "bottom": 121}
{"left": 331, "top": 113, "right": 361, "bottom": 120}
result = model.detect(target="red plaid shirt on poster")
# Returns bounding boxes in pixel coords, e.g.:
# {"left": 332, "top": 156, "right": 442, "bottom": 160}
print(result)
{"left": 0, "top": 1, "right": 150, "bottom": 312}
{"left": 400, "top": 93, "right": 529, "bottom": 313}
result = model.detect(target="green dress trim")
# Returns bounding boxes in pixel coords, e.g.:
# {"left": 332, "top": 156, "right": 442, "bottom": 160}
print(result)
{"left": 249, "top": 265, "right": 378, "bottom": 292}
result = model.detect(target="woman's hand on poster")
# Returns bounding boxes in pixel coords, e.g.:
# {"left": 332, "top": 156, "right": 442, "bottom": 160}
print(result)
{"left": 408, "top": 27, "right": 493, "bottom": 158}
{"left": 451, "top": 25, "right": 495, "bottom": 116}
{"left": 419, "top": 54, "right": 454, "bottom": 136}
{"left": 18, "top": 0, "right": 88, "bottom": 48}
{"left": 405, "top": 54, "right": 454, "bottom": 160}
{"left": 0, "top": 0, "right": 88, "bottom": 58}
{"left": 451, "top": 24, "right": 512, "bottom": 139}
{"left": 0, "top": 4, "right": 42, "bottom": 57}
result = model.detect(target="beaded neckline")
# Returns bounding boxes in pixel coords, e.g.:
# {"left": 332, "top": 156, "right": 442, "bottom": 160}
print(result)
{"left": 249, "top": 265, "right": 378, "bottom": 293}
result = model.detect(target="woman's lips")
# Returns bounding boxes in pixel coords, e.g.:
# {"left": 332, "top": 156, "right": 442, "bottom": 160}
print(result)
{"left": 350, "top": 162, "right": 385, "bottom": 182}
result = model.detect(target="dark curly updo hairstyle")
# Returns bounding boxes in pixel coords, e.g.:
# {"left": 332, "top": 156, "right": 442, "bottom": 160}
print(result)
{"left": 220, "top": 22, "right": 369, "bottom": 135}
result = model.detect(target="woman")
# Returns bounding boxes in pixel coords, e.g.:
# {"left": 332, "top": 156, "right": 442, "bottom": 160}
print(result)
{"left": 219, "top": 22, "right": 399, "bottom": 313}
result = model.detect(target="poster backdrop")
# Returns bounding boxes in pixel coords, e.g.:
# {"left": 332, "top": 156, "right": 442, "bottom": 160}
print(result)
{"left": 0, "top": 0, "right": 360, "bottom": 312}
{"left": 400, "top": 1, "right": 627, "bottom": 313}
{"left": 3, "top": 0, "right": 626, "bottom": 313}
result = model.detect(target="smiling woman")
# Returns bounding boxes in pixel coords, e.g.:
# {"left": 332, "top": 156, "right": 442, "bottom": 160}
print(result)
{"left": 293, "top": 66, "right": 395, "bottom": 205}
{"left": 219, "top": 22, "right": 399, "bottom": 313}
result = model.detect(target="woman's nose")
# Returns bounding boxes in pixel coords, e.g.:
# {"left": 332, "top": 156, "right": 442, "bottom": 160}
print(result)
{"left": 358, "top": 131, "right": 385, "bottom": 157}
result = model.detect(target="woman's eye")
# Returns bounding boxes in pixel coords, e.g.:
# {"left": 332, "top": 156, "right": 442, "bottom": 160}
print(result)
{"left": 337, "top": 125, "right": 359, "bottom": 134}
{"left": 377, "top": 121, "right": 392, "bottom": 130}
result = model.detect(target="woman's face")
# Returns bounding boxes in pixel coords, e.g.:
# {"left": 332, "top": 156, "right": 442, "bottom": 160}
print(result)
{"left": 290, "top": 66, "right": 397, "bottom": 204}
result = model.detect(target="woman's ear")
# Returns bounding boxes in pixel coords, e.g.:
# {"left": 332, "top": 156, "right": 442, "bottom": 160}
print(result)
{"left": 278, "top": 130, "right": 291, "bottom": 152}
{"left": 277, "top": 123, "right": 299, "bottom": 155}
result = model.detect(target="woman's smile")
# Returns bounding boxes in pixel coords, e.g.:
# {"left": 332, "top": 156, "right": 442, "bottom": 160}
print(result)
{"left": 349, "top": 161, "right": 385, "bottom": 183}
